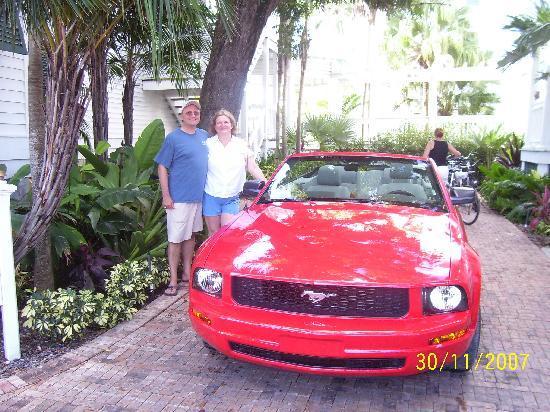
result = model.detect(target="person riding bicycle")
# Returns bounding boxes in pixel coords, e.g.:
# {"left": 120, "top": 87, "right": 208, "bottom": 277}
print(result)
{"left": 423, "top": 128, "right": 461, "bottom": 182}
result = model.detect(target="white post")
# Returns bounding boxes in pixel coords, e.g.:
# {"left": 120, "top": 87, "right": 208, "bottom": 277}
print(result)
{"left": 0, "top": 180, "right": 21, "bottom": 361}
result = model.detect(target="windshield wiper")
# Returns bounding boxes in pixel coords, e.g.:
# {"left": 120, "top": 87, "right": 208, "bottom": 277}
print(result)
{"left": 258, "top": 197, "right": 303, "bottom": 203}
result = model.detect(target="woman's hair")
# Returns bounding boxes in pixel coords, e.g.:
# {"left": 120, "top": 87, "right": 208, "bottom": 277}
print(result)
{"left": 210, "top": 109, "right": 238, "bottom": 134}
{"left": 434, "top": 128, "right": 444, "bottom": 139}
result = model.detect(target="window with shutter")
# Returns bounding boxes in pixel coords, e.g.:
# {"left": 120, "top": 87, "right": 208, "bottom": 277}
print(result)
{"left": 0, "top": 15, "right": 27, "bottom": 55}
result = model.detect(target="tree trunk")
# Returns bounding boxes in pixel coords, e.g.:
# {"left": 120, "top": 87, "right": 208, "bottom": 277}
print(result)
{"left": 275, "top": 46, "right": 283, "bottom": 158}
{"left": 90, "top": 35, "right": 109, "bottom": 152}
{"left": 295, "top": 17, "right": 309, "bottom": 154}
{"left": 14, "top": 20, "right": 90, "bottom": 264}
{"left": 27, "top": 36, "right": 54, "bottom": 289}
{"left": 199, "top": 0, "right": 280, "bottom": 130}
{"left": 281, "top": 55, "right": 288, "bottom": 157}
{"left": 122, "top": 54, "right": 136, "bottom": 146}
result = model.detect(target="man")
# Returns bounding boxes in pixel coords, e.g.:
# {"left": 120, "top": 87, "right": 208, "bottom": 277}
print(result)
{"left": 155, "top": 100, "right": 208, "bottom": 296}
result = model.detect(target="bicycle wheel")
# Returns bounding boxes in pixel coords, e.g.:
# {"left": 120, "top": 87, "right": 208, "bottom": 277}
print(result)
{"left": 456, "top": 191, "right": 480, "bottom": 225}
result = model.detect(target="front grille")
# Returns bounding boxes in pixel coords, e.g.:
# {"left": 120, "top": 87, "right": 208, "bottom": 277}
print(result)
{"left": 231, "top": 277, "right": 409, "bottom": 317}
{"left": 230, "top": 342, "right": 405, "bottom": 370}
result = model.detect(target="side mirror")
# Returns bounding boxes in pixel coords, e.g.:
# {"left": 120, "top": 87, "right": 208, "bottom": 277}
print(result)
{"left": 241, "top": 179, "right": 266, "bottom": 198}
{"left": 450, "top": 187, "right": 475, "bottom": 205}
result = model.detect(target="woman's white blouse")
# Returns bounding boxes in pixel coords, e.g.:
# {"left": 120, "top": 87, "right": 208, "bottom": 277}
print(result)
{"left": 205, "top": 135, "right": 253, "bottom": 198}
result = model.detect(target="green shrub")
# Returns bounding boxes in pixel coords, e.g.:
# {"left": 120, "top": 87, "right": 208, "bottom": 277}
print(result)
{"left": 479, "top": 163, "right": 550, "bottom": 224}
{"left": 257, "top": 152, "right": 280, "bottom": 179}
{"left": 22, "top": 288, "right": 99, "bottom": 341}
{"left": 22, "top": 258, "right": 169, "bottom": 341}
{"left": 367, "top": 124, "right": 428, "bottom": 155}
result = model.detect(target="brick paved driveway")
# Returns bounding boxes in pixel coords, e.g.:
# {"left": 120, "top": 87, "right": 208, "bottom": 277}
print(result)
{"left": 1, "top": 206, "right": 549, "bottom": 411}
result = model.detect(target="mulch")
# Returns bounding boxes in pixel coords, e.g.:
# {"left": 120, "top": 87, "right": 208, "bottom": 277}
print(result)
{"left": 0, "top": 319, "right": 104, "bottom": 379}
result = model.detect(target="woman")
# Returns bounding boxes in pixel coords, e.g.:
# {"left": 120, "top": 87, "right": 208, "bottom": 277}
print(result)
{"left": 203, "top": 109, "right": 265, "bottom": 236}
{"left": 423, "top": 127, "right": 461, "bottom": 182}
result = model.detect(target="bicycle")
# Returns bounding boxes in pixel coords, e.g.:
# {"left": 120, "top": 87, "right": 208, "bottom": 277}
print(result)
{"left": 448, "top": 156, "right": 480, "bottom": 225}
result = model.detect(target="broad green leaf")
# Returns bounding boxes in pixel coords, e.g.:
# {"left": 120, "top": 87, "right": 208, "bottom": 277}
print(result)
{"left": 66, "top": 184, "right": 100, "bottom": 197}
{"left": 60, "top": 193, "right": 79, "bottom": 207}
{"left": 105, "top": 163, "right": 120, "bottom": 187}
{"left": 50, "top": 222, "right": 86, "bottom": 257}
{"left": 136, "top": 166, "right": 154, "bottom": 186}
{"left": 134, "top": 119, "right": 165, "bottom": 171}
{"left": 7, "top": 164, "right": 30, "bottom": 186}
{"left": 11, "top": 212, "right": 25, "bottom": 234}
{"left": 78, "top": 145, "right": 109, "bottom": 176}
{"left": 88, "top": 208, "right": 101, "bottom": 230}
{"left": 96, "top": 214, "right": 136, "bottom": 234}
{"left": 50, "top": 233, "right": 70, "bottom": 258}
{"left": 95, "top": 140, "right": 111, "bottom": 155}
{"left": 96, "top": 187, "right": 153, "bottom": 209}
{"left": 90, "top": 171, "right": 116, "bottom": 189}
{"left": 120, "top": 146, "right": 139, "bottom": 186}
{"left": 69, "top": 164, "right": 82, "bottom": 185}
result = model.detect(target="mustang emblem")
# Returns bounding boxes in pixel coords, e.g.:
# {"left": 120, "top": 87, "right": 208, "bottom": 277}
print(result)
{"left": 301, "top": 290, "right": 337, "bottom": 304}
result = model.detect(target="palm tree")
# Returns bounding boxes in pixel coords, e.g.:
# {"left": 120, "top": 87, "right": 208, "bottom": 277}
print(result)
{"left": 108, "top": 7, "right": 211, "bottom": 145}
{"left": 1, "top": 0, "right": 232, "bottom": 265}
{"left": 498, "top": 0, "right": 550, "bottom": 76}
{"left": 384, "top": 4, "right": 491, "bottom": 115}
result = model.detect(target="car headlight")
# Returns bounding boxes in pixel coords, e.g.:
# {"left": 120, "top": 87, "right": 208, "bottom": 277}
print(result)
{"left": 423, "top": 286, "right": 468, "bottom": 314}
{"left": 192, "top": 268, "right": 223, "bottom": 297}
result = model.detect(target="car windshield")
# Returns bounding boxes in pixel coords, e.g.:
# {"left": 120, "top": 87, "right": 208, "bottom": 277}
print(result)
{"left": 259, "top": 156, "right": 446, "bottom": 211}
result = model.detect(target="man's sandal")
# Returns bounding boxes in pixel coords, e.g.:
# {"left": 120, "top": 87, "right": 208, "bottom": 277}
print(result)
{"left": 164, "top": 285, "right": 177, "bottom": 296}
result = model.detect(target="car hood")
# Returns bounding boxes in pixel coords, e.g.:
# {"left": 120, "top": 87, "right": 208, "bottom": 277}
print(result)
{"left": 206, "top": 202, "right": 453, "bottom": 286}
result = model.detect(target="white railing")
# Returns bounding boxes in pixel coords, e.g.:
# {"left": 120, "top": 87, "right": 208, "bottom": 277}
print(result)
{"left": 0, "top": 180, "right": 21, "bottom": 360}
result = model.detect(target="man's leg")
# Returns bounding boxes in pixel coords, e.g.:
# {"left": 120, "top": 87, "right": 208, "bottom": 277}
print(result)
{"left": 167, "top": 241, "right": 181, "bottom": 288}
{"left": 181, "top": 235, "right": 195, "bottom": 281}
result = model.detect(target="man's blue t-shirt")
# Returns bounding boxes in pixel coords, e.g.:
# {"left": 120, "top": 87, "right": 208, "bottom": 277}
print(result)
{"left": 154, "top": 128, "right": 208, "bottom": 202}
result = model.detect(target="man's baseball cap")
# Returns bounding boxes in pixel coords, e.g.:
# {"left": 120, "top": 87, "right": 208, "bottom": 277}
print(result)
{"left": 180, "top": 99, "right": 201, "bottom": 112}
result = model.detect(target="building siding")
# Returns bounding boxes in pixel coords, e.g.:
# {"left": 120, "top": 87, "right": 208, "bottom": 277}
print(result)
{"left": 83, "top": 77, "right": 179, "bottom": 150}
{"left": 0, "top": 51, "right": 28, "bottom": 177}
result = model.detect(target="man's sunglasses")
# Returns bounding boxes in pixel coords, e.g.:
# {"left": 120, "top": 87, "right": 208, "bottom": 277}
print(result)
{"left": 184, "top": 110, "right": 200, "bottom": 116}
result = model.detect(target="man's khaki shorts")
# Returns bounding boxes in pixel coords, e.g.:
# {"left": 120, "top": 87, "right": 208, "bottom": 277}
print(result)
{"left": 166, "top": 202, "right": 203, "bottom": 243}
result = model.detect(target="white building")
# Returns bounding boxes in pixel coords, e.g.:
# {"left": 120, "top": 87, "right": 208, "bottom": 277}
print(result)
{"left": 521, "top": 46, "right": 550, "bottom": 176}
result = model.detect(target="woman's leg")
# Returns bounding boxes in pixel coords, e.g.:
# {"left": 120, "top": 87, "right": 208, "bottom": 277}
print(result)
{"left": 220, "top": 213, "right": 236, "bottom": 226}
{"left": 205, "top": 216, "right": 221, "bottom": 237}
{"left": 220, "top": 196, "right": 240, "bottom": 227}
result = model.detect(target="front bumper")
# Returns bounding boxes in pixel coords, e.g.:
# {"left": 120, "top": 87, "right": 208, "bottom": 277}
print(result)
{"left": 189, "top": 291, "right": 477, "bottom": 376}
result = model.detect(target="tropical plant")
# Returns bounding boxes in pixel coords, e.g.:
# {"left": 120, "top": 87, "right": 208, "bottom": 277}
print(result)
{"left": 529, "top": 186, "right": 550, "bottom": 231}
{"left": 342, "top": 93, "right": 362, "bottom": 115}
{"left": 65, "top": 245, "right": 119, "bottom": 291}
{"left": 383, "top": 3, "right": 494, "bottom": 115}
{"left": 438, "top": 81, "right": 500, "bottom": 116}
{"left": 498, "top": 0, "right": 550, "bottom": 78}
{"left": 470, "top": 127, "right": 509, "bottom": 168}
{"left": 479, "top": 163, "right": 550, "bottom": 220}
{"left": 495, "top": 133, "right": 524, "bottom": 168}
{"left": 5, "top": 164, "right": 30, "bottom": 187}
{"left": 58, "top": 120, "right": 167, "bottom": 263}
{"left": 304, "top": 114, "right": 355, "bottom": 150}
{"left": 108, "top": 6, "right": 212, "bottom": 145}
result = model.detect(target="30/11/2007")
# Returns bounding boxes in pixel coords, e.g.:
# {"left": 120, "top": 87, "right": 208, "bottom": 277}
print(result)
{"left": 416, "top": 352, "right": 530, "bottom": 371}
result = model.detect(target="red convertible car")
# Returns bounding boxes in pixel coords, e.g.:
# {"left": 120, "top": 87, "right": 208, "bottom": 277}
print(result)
{"left": 189, "top": 152, "right": 481, "bottom": 376}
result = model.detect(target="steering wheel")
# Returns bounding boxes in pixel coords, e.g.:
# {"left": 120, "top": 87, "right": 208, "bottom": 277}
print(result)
{"left": 387, "top": 190, "right": 415, "bottom": 197}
